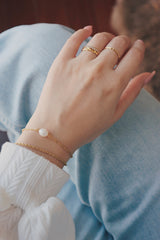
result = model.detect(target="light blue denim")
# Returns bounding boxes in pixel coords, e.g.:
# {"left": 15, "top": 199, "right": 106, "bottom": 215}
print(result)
{"left": 0, "top": 23, "right": 160, "bottom": 240}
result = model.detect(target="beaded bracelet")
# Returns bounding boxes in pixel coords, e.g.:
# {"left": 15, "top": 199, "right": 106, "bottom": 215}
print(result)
{"left": 22, "top": 128, "right": 73, "bottom": 158}
{"left": 16, "top": 142, "right": 67, "bottom": 166}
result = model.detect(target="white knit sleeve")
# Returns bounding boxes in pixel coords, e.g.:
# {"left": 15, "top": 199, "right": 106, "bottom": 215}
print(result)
{"left": 0, "top": 142, "right": 75, "bottom": 240}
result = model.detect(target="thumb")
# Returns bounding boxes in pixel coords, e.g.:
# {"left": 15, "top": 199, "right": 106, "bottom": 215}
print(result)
{"left": 113, "top": 71, "right": 156, "bottom": 122}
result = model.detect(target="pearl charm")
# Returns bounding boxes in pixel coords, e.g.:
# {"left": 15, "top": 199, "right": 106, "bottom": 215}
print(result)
{"left": 0, "top": 187, "right": 12, "bottom": 211}
{"left": 38, "top": 128, "right": 49, "bottom": 137}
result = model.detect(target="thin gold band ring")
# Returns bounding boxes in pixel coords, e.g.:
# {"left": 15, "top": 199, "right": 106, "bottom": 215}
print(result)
{"left": 105, "top": 47, "right": 120, "bottom": 59}
{"left": 82, "top": 46, "right": 100, "bottom": 56}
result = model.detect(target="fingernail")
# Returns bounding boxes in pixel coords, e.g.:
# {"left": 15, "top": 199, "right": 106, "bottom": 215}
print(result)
{"left": 84, "top": 25, "right": 93, "bottom": 31}
{"left": 144, "top": 71, "right": 156, "bottom": 84}
{"left": 134, "top": 39, "right": 145, "bottom": 47}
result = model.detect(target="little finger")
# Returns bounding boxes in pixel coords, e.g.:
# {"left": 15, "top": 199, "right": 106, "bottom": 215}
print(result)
{"left": 116, "top": 39, "right": 145, "bottom": 93}
{"left": 113, "top": 71, "right": 155, "bottom": 122}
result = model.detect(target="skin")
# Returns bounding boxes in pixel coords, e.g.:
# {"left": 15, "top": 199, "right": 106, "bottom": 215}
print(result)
{"left": 110, "top": 0, "right": 156, "bottom": 98}
{"left": 110, "top": 0, "right": 128, "bottom": 36}
{"left": 16, "top": 26, "right": 155, "bottom": 168}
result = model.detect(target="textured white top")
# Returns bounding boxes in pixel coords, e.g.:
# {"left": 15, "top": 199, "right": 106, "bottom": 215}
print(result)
{"left": 0, "top": 142, "right": 75, "bottom": 240}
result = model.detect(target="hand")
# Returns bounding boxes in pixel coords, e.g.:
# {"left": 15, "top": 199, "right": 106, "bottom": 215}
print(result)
{"left": 27, "top": 26, "right": 154, "bottom": 153}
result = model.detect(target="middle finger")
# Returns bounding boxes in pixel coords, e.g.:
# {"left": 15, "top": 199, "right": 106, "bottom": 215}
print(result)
{"left": 79, "top": 32, "right": 114, "bottom": 61}
{"left": 95, "top": 35, "right": 131, "bottom": 69}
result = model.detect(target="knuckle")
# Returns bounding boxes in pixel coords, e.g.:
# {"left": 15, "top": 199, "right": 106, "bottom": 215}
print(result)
{"left": 101, "top": 81, "right": 117, "bottom": 98}
{"left": 93, "top": 63, "right": 104, "bottom": 73}
{"left": 114, "top": 72, "right": 125, "bottom": 89}
{"left": 94, "top": 32, "right": 104, "bottom": 38}
{"left": 94, "top": 32, "right": 113, "bottom": 41}
{"left": 114, "top": 35, "right": 130, "bottom": 47}
{"left": 88, "top": 70, "right": 99, "bottom": 82}
{"left": 84, "top": 65, "right": 101, "bottom": 84}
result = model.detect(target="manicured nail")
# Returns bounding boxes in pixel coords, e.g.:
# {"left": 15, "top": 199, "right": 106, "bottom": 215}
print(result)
{"left": 144, "top": 71, "right": 156, "bottom": 84}
{"left": 84, "top": 25, "right": 93, "bottom": 31}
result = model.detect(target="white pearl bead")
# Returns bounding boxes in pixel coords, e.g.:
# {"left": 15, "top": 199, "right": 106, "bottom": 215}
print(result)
{"left": 0, "top": 187, "right": 12, "bottom": 211}
{"left": 38, "top": 128, "right": 49, "bottom": 137}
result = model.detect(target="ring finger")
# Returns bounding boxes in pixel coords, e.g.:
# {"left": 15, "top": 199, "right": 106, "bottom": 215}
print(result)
{"left": 79, "top": 32, "right": 115, "bottom": 61}
{"left": 97, "top": 35, "right": 131, "bottom": 69}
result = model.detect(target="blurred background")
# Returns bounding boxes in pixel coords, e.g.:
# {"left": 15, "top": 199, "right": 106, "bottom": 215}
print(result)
{"left": 0, "top": 0, "right": 116, "bottom": 148}
{"left": 0, "top": 0, "right": 115, "bottom": 34}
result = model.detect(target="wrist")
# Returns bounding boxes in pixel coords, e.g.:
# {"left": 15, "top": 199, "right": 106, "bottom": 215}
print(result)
{"left": 16, "top": 130, "right": 71, "bottom": 169}
{"left": 26, "top": 113, "right": 78, "bottom": 154}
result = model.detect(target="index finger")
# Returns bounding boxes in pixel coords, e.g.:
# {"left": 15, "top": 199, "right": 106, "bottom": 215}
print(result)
{"left": 58, "top": 26, "right": 93, "bottom": 60}
{"left": 115, "top": 39, "right": 145, "bottom": 92}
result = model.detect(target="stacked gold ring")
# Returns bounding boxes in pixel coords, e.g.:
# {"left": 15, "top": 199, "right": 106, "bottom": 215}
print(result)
{"left": 82, "top": 46, "right": 100, "bottom": 56}
{"left": 82, "top": 45, "right": 120, "bottom": 60}
{"left": 105, "top": 47, "right": 120, "bottom": 60}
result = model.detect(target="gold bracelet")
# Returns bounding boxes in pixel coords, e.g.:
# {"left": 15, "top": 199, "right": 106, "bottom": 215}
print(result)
{"left": 22, "top": 128, "right": 73, "bottom": 158}
{"left": 16, "top": 142, "right": 67, "bottom": 166}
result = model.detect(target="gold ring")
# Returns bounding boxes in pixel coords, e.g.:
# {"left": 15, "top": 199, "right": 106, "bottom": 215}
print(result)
{"left": 82, "top": 46, "right": 100, "bottom": 56}
{"left": 105, "top": 47, "right": 120, "bottom": 59}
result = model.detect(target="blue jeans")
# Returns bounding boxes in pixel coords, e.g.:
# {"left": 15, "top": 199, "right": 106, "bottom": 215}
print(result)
{"left": 0, "top": 23, "right": 160, "bottom": 240}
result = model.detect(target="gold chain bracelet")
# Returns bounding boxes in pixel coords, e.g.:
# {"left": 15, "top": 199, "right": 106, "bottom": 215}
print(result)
{"left": 22, "top": 128, "right": 73, "bottom": 158}
{"left": 16, "top": 142, "right": 67, "bottom": 166}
